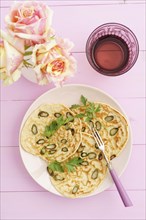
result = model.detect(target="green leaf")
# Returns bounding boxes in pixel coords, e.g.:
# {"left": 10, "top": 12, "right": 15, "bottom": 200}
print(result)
{"left": 44, "top": 120, "right": 58, "bottom": 138}
{"left": 24, "top": 51, "right": 33, "bottom": 56}
{"left": 25, "top": 45, "right": 31, "bottom": 50}
{"left": 86, "top": 111, "right": 93, "bottom": 119}
{"left": 47, "top": 157, "right": 83, "bottom": 174}
{"left": 56, "top": 115, "right": 64, "bottom": 126}
{"left": 95, "top": 105, "right": 101, "bottom": 112}
{"left": 44, "top": 115, "right": 75, "bottom": 138}
{"left": 85, "top": 117, "right": 91, "bottom": 122}
{"left": 23, "top": 60, "right": 33, "bottom": 68}
{"left": 86, "top": 103, "right": 96, "bottom": 113}
{"left": 44, "top": 118, "right": 60, "bottom": 138}
{"left": 80, "top": 95, "right": 87, "bottom": 106}
{"left": 75, "top": 113, "right": 85, "bottom": 118}
{"left": 65, "top": 157, "right": 83, "bottom": 173}
{"left": 50, "top": 35, "right": 55, "bottom": 39}
{"left": 64, "top": 116, "right": 74, "bottom": 124}
{"left": 70, "top": 104, "right": 80, "bottom": 109}
{"left": 48, "top": 161, "right": 64, "bottom": 173}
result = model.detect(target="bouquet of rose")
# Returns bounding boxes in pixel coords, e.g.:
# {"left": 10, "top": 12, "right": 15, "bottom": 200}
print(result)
{"left": 0, "top": 1, "right": 76, "bottom": 86}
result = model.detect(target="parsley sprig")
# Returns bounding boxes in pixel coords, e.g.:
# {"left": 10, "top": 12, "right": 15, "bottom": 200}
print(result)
{"left": 48, "top": 161, "right": 64, "bottom": 173}
{"left": 80, "top": 95, "right": 101, "bottom": 122}
{"left": 48, "top": 157, "right": 83, "bottom": 173}
{"left": 44, "top": 115, "right": 74, "bottom": 138}
{"left": 44, "top": 96, "right": 100, "bottom": 138}
{"left": 65, "top": 157, "right": 83, "bottom": 172}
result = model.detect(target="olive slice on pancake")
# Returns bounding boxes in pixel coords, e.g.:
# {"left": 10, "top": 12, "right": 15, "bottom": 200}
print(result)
{"left": 71, "top": 101, "right": 129, "bottom": 159}
{"left": 50, "top": 133, "right": 107, "bottom": 198}
{"left": 20, "top": 104, "right": 82, "bottom": 162}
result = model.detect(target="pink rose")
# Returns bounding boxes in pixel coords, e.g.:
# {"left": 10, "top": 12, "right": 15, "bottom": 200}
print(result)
{"left": 5, "top": 1, "right": 53, "bottom": 46}
{"left": 31, "top": 38, "right": 77, "bottom": 85}
{"left": 0, "top": 30, "right": 24, "bottom": 85}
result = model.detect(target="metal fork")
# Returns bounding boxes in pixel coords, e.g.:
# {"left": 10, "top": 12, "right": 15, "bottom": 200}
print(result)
{"left": 92, "top": 127, "right": 133, "bottom": 207}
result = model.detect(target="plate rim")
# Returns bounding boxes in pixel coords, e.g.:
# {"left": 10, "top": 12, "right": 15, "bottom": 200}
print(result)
{"left": 19, "top": 83, "right": 132, "bottom": 198}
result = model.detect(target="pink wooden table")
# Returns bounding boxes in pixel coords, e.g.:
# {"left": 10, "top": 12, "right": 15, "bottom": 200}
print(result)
{"left": 0, "top": 0, "right": 145, "bottom": 219}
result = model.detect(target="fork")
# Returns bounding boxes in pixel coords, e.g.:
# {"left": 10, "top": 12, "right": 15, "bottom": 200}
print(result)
{"left": 92, "top": 127, "right": 133, "bottom": 207}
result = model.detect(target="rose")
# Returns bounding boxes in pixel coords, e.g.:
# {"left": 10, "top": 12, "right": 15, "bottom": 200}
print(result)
{"left": 0, "top": 30, "right": 24, "bottom": 85}
{"left": 31, "top": 38, "right": 77, "bottom": 85}
{"left": 5, "top": 1, "right": 53, "bottom": 46}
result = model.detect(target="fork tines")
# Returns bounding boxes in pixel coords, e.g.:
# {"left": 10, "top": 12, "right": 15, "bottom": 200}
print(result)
{"left": 92, "top": 127, "right": 103, "bottom": 147}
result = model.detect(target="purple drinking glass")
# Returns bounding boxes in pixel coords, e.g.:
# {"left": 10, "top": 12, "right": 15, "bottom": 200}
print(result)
{"left": 86, "top": 23, "right": 139, "bottom": 76}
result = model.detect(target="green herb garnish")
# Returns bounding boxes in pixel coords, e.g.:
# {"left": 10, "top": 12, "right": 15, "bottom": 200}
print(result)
{"left": 70, "top": 104, "right": 80, "bottom": 109}
{"left": 48, "top": 161, "right": 64, "bottom": 173}
{"left": 65, "top": 157, "right": 83, "bottom": 172}
{"left": 44, "top": 115, "right": 74, "bottom": 138}
{"left": 47, "top": 157, "right": 83, "bottom": 174}
{"left": 77, "top": 95, "right": 101, "bottom": 122}
{"left": 81, "top": 95, "right": 87, "bottom": 106}
{"left": 85, "top": 103, "right": 100, "bottom": 121}
{"left": 75, "top": 113, "right": 85, "bottom": 118}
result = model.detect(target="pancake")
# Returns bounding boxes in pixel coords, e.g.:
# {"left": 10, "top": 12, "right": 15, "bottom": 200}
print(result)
{"left": 50, "top": 133, "right": 107, "bottom": 198}
{"left": 20, "top": 104, "right": 82, "bottom": 162}
{"left": 71, "top": 102, "right": 129, "bottom": 160}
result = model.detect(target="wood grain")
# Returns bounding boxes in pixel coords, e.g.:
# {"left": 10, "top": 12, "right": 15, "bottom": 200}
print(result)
{"left": 0, "top": 1, "right": 145, "bottom": 219}
{"left": 1, "top": 191, "right": 145, "bottom": 220}
{"left": 1, "top": 145, "right": 145, "bottom": 192}
{"left": 0, "top": 52, "right": 145, "bottom": 101}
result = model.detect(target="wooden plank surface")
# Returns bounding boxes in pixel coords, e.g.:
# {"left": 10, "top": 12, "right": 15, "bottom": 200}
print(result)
{"left": 1, "top": 145, "right": 145, "bottom": 191}
{"left": 0, "top": 52, "right": 145, "bottom": 101}
{"left": 1, "top": 97, "right": 145, "bottom": 146}
{"left": 0, "top": 0, "right": 145, "bottom": 220}
{"left": 0, "top": 4, "right": 145, "bottom": 51}
{"left": 1, "top": 191, "right": 145, "bottom": 220}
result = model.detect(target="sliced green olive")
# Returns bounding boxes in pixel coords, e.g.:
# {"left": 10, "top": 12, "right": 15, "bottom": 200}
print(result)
{"left": 70, "top": 128, "right": 75, "bottom": 136}
{"left": 95, "top": 143, "right": 99, "bottom": 149}
{"left": 88, "top": 152, "right": 97, "bottom": 159}
{"left": 89, "top": 120, "right": 94, "bottom": 129}
{"left": 54, "top": 113, "right": 62, "bottom": 118}
{"left": 46, "top": 144, "right": 56, "bottom": 150}
{"left": 72, "top": 185, "right": 79, "bottom": 194}
{"left": 95, "top": 121, "right": 101, "bottom": 131}
{"left": 31, "top": 124, "right": 38, "bottom": 135}
{"left": 61, "top": 147, "right": 68, "bottom": 152}
{"left": 61, "top": 139, "right": 67, "bottom": 144}
{"left": 91, "top": 169, "right": 98, "bottom": 179}
{"left": 66, "top": 112, "right": 73, "bottom": 118}
{"left": 82, "top": 127, "right": 86, "bottom": 132}
{"left": 54, "top": 175, "right": 64, "bottom": 181}
{"left": 40, "top": 147, "right": 46, "bottom": 155}
{"left": 110, "top": 128, "right": 119, "bottom": 136}
{"left": 47, "top": 167, "right": 54, "bottom": 176}
{"left": 80, "top": 161, "right": 89, "bottom": 166}
{"left": 105, "top": 115, "right": 114, "bottom": 122}
{"left": 48, "top": 149, "right": 57, "bottom": 154}
{"left": 77, "top": 144, "right": 85, "bottom": 153}
{"left": 38, "top": 111, "right": 49, "bottom": 117}
{"left": 81, "top": 152, "right": 88, "bottom": 157}
{"left": 98, "top": 153, "right": 103, "bottom": 160}
{"left": 36, "top": 139, "right": 45, "bottom": 144}
{"left": 110, "top": 154, "right": 116, "bottom": 160}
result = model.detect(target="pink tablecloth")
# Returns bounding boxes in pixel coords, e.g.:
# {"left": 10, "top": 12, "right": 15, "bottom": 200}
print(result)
{"left": 1, "top": 0, "right": 145, "bottom": 219}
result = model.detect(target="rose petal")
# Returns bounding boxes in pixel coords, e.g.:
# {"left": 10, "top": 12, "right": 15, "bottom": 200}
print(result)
{"left": 0, "top": 29, "right": 24, "bottom": 53}
{"left": 4, "top": 40, "right": 23, "bottom": 75}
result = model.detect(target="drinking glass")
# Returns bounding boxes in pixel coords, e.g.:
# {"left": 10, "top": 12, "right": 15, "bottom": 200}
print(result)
{"left": 86, "top": 23, "right": 139, "bottom": 76}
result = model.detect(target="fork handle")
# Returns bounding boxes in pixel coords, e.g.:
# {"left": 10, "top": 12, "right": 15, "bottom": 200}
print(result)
{"left": 109, "top": 167, "right": 133, "bottom": 207}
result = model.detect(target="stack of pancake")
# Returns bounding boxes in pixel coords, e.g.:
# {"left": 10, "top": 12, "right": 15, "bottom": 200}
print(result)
{"left": 20, "top": 97, "right": 129, "bottom": 198}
